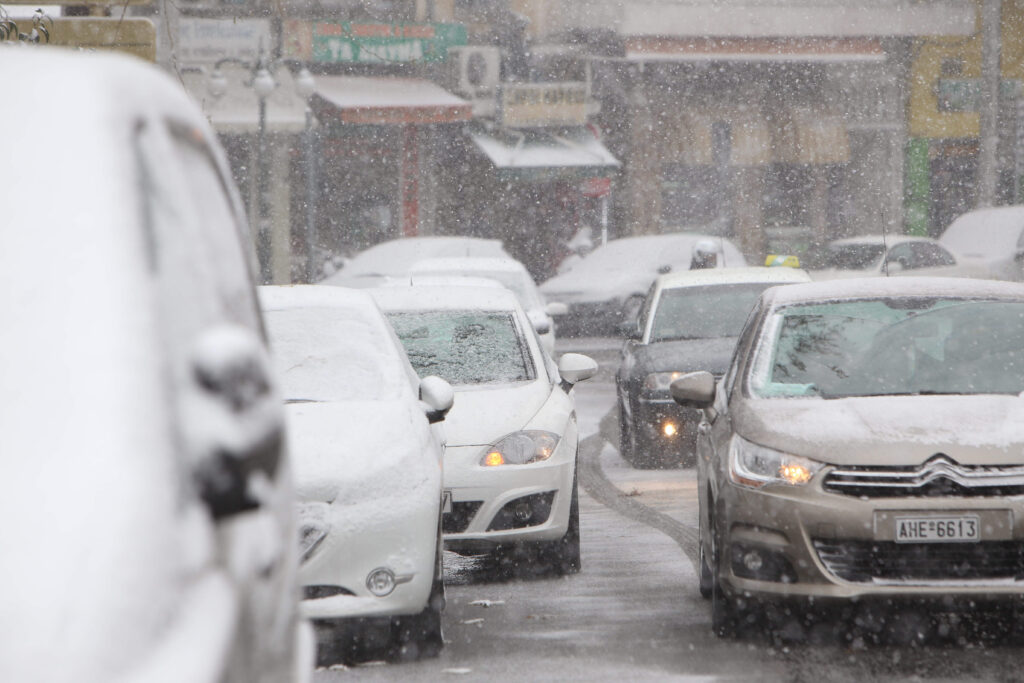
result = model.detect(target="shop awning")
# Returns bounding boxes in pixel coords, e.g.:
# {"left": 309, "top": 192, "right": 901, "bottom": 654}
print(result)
{"left": 469, "top": 126, "right": 620, "bottom": 181}
{"left": 312, "top": 76, "right": 471, "bottom": 125}
{"left": 181, "top": 64, "right": 309, "bottom": 135}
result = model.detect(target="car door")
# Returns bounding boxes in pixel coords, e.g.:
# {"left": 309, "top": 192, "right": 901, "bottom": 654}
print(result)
{"left": 136, "top": 116, "right": 299, "bottom": 682}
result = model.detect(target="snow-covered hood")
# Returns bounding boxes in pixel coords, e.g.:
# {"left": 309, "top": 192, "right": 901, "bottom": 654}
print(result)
{"left": 286, "top": 399, "right": 433, "bottom": 504}
{"left": 734, "top": 394, "right": 1024, "bottom": 467}
{"left": 540, "top": 269, "right": 654, "bottom": 304}
{"left": 444, "top": 380, "right": 552, "bottom": 446}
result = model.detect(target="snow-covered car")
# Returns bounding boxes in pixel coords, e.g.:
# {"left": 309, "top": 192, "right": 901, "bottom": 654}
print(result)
{"left": 810, "top": 235, "right": 992, "bottom": 280}
{"left": 321, "top": 236, "right": 513, "bottom": 288}
{"left": 939, "top": 206, "right": 1024, "bottom": 281}
{"left": 540, "top": 233, "right": 747, "bottom": 337}
{"left": 0, "top": 49, "right": 310, "bottom": 683}
{"left": 408, "top": 256, "right": 566, "bottom": 356}
{"left": 616, "top": 267, "right": 810, "bottom": 469}
{"left": 371, "top": 285, "right": 598, "bottom": 574}
{"left": 259, "top": 285, "right": 454, "bottom": 663}
{"left": 670, "top": 277, "right": 1024, "bottom": 637}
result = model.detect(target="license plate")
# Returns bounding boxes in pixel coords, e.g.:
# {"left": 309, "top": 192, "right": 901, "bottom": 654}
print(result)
{"left": 894, "top": 515, "right": 980, "bottom": 543}
{"left": 442, "top": 490, "right": 453, "bottom": 514}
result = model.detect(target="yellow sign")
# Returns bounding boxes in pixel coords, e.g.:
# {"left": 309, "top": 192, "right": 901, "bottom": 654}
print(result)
{"left": 765, "top": 255, "right": 800, "bottom": 268}
{"left": 49, "top": 18, "right": 156, "bottom": 61}
{"left": 499, "top": 83, "right": 587, "bottom": 128}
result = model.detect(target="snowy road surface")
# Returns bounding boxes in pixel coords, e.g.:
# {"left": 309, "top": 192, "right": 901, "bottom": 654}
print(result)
{"left": 314, "top": 338, "right": 1023, "bottom": 682}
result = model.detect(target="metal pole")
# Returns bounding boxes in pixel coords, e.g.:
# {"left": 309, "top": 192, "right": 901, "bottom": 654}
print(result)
{"left": 304, "top": 105, "right": 317, "bottom": 282}
{"left": 600, "top": 193, "right": 609, "bottom": 245}
{"left": 257, "top": 94, "right": 271, "bottom": 284}
{"left": 978, "top": 0, "right": 1002, "bottom": 208}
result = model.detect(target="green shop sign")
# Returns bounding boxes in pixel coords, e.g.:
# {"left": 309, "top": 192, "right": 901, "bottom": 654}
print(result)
{"left": 308, "top": 22, "right": 466, "bottom": 63}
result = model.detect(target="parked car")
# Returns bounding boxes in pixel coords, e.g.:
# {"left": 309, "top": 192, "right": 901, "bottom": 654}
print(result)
{"left": 939, "top": 206, "right": 1024, "bottom": 281}
{"left": 0, "top": 48, "right": 310, "bottom": 682}
{"left": 616, "top": 267, "right": 810, "bottom": 469}
{"left": 408, "top": 256, "right": 566, "bottom": 355}
{"left": 670, "top": 276, "right": 1024, "bottom": 638}
{"left": 540, "top": 233, "right": 746, "bottom": 337}
{"left": 260, "top": 285, "right": 453, "bottom": 663}
{"left": 321, "top": 236, "right": 512, "bottom": 288}
{"left": 371, "top": 285, "right": 597, "bottom": 574}
{"left": 809, "top": 235, "right": 992, "bottom": 280}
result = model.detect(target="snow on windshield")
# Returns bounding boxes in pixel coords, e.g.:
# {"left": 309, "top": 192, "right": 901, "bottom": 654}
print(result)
{"left": 650, "top": 283, "right": 773, "bottom": 342}
{"left": 264, "top": 307, "right": 405, "bottom": 402}
{"left": 750, "top": 298, "right": 1024, "bottom": 399}
{"left": 386, "top": 310, "right": 535, "bottom": 385}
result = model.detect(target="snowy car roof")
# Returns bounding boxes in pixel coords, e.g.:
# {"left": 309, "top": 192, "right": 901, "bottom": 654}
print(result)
{"left": 656, "top": 266, "right": 811, "bottom": 290}
{"left": 322, "top": 236, "right": 511, "bottom": 285}
{"left": 762, "top": 276, "right": 1024, "bottom": 309}
{"left": 410, "top": 256, "right": 531, "bottom": 276}
{"left": 940, "top": 206, "right": 1024, "bottom": 256}
{"left": 259, "top": 283, "right": 382, "bottom": 315}
{"left": 370, "top": 284, "right": 523, "bottom": 313}
{"left": 829, "top": 235, "right": 941, "bottom": 247}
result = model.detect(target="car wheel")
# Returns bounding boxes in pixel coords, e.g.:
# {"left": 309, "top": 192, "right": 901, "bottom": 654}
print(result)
{"left": 698, "top": 514, "right": 713, "bottom": 600}
{"left": 390, "top": 535, "right": 445, "bottom": 660}
{"left": 617, "top": 399, "right": 635, "bottom": 465}
{"left": 536, "top": 469, "right": 582, "bottom": 576}
{"left": 710, "top": 522, "right": 737, "bottom": 637}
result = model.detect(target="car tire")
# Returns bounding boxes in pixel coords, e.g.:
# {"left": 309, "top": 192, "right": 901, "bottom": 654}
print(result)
{"left": 537, "top": 470, "right": 582, "bottom": 576}
{"left": 617, "top": 400, "right": 636, "bottom": 465}
{"left": 698, "top": 515, "right": 714, "bottom": 600}
{"left": 710, "top": 522, "right": 737, "bottom": 638}
{"left": 390, "top": 534, "right": 445, "bottom": 661}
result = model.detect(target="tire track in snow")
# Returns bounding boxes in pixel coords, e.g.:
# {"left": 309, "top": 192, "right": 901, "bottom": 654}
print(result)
{"left": 578, "top": 409, "right": 701, "bottom": 574}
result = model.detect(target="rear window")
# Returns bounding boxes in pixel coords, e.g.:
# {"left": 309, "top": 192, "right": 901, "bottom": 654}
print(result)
{"left": 387, "top": 310, "right": 535, "bottom": 385}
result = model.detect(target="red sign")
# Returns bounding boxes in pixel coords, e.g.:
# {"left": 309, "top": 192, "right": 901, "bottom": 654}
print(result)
{"left": 580, "top": 177, "right": 611, "bottom": 198}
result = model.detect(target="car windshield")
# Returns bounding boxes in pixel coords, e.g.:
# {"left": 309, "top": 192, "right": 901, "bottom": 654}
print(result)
{"left": 826, "top": 244, "right": 886, "bottom": 270}
{"left": 264, "top": 308, "right": 404, "bottom": 402}
{"left": 749, "top": 298, "right": 1024, "bottom": 399}
{"left": 386, "top": 310, "right": 536, "bottom": 385}
{"left": 649, "top": 283, "right": 773, "bottom": 342}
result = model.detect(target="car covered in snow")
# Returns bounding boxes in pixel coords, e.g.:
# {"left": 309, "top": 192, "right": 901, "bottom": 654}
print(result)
{"left": 809, "top": 235, "right": 992, "bottom": 280}
{"left": 540, "top": 233, "right": 747, "bottom": 337}
{"left": 0, "top": 48, "right": 310, "bottom": 683}
{"left": 371, "top": 285, "right": 597, "bottom": 574}
{"left": 670, "top": 277, "right": 1024, "bottom": 636}
{"left": 321, "top": 236, "right": 513, "bottom": 289}
{"left": 616, "top": 267, "right": 810, "bottom": 469}
{"left": 259, "top": 285, "right": 453, "bottom": 663}
{"left": 939, "top": 205, "right": 1024, "bottom": 282}
{"left": 408, "top": 256, "right": 566, "bottom": 356}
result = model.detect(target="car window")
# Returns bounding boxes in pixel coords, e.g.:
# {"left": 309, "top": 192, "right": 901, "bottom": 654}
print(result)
{"left": 649, "top": 283, "right": 774, "bottom": 342}
{"left": 827, "top": 243, "right": 885, "bottom": 270}
{"left": 386, "top": 310, "right": 536, "bottom": 385}
{"left": 885, "top": 243, "right": 915, "bottom": 270}
{"left": 911, "top": 242, "right": 956, "bottom": 267}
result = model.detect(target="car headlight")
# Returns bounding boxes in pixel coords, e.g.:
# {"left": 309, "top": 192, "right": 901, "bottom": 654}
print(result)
{"left": 296, "top": 502, "right": 330, "bottom": 563}
{"left": 643, "top": 371, "right": 685, "bottom": 394}
{"left": 480, "top": 430, "right": 560, "bottom": 466}
{"left": 728, "top": 435, "right": 824, "bottom": 488}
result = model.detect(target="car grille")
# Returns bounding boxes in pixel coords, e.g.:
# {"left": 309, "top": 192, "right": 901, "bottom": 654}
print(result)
{"left": 813, "top": 539, "right": 1024, "bottom": 583}
{"left": 823, "top": 456, "right": 1024, "bottom": 498}
{"left": 443, "top": 501, "right": 483, "bottom": 533}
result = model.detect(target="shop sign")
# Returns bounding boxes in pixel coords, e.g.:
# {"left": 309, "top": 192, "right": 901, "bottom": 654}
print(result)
{"left": 937, "top": 78, "right": 1022, "bottom": 112}
{"left": 580, "top": 177, "right": 611, "bottom": 198}
{"left": 499, "top": 83, "right": 588, "bottom": 128}
{"left": 13, "top": 17, "right": 157, "bottom": 61}
{"left": 176, "top": 18, "right": 271, "bottom": 65}
{"left": 283, "top": 20, "right": 466, "bottom": 64}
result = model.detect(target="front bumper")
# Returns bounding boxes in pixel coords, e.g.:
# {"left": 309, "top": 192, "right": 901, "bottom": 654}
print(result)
{"left": 441, "top": 439, "right": 576, "bottom": 553}
{"left": 631, "top": 397, "right": 700, "bottom": 460}
{"left": 717, "top": 475, "right": 1024, "bottom": 604}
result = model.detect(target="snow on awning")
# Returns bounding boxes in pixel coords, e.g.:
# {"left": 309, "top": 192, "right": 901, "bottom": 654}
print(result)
{"left": 312, "top": 76, "right": 471, "bottom": 125}
{"left": 181, "top": 64, "right": 309, "bottom": 134}
{"left": 626, "top": 38, "right": 888, "bottom": 63}
{"left": 469, "top": 126, "right": 620, "bottom": 181}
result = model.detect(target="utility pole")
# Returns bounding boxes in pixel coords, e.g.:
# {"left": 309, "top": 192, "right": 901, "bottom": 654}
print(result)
{"left": 978, "top": 0, "right": 1002, "bottom": 207}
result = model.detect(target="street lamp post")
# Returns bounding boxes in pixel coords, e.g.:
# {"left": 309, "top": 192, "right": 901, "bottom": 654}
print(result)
{"left": 294, "top": 67, "right": 318, "bottom": 283}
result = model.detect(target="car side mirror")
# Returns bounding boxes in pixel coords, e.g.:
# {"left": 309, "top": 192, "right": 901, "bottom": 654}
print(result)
{"left": 419, "top": 375, "right": 454, "bottom": 424}
{"left": 527, "top": 309, "right": 551, "bottom": 335}
{"left": 658, "top": 264, "right": 672, "bottom": 274}
{"left": 545, "top": 301, "right": 569, "bottom": 316}
{"left": 558, "top": 352, "right": 598, "bottom": 390}
{"left": 670, "top": 371, "right": 716, "bottom": 409}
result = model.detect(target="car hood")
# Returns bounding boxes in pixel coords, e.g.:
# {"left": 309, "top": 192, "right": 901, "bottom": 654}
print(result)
{"left": 286, "top": 399, "right": 434, "bottom": 504}
{"left": 633, "top": 337, "right": 737, "bottom": 376}
{"left": 443, "top": 380, "right": 552, "bottom": 446}
{"left": 734, "top": 394, "right": 1024, "bottom": 466}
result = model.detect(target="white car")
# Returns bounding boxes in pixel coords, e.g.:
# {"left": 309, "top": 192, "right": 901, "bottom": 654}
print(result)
{"left": 541, "top": 233, "right": 747, "bottom": 337}
{"left": 0, "top": 49, "right": 310, "bottom": 683}
{"left": 939, "top": 205, "right": 1024, "bottom": 281}
{"left": 321, "top": 236, "right": 512, "bottom": 288}
{"left": 408, "top": 256, "right": 566, "bottom": 356}
{"left": 259, "top": 286, "right": 454, "bottom": 663}
{"left": 371, "top": 286, "right": 598, "bottom": 574}
{"left": 810, "top": 235, "right": 993, "bottom": 280}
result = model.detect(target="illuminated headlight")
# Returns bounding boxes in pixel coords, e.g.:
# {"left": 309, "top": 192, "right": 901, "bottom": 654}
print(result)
{"left": 643, "top": 371, "right": 684, "bottom": 394}
{"left": 480, "top": 430, "right": 560, "bottom": 466}
{"left": 728, "top": 435, "right": 824, "bottom": 488}
{"left": 296, "top": 502, "right": 330, "bottom": 563}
